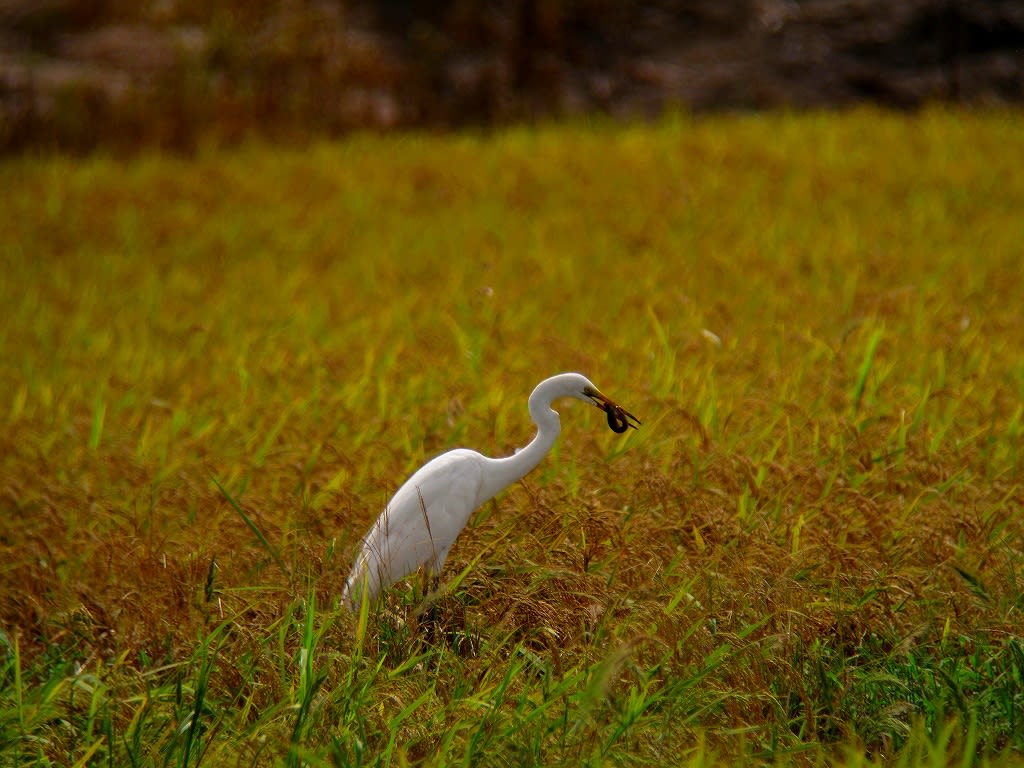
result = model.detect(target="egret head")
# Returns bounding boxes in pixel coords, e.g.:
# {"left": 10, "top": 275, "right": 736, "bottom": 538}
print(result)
{"left": 531, "top": 373, "right": 641, "bottom": 433}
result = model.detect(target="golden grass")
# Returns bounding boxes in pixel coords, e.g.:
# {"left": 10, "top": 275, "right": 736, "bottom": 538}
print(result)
{"left": 1, "top": 107, "right": 1023, "bottom": 765}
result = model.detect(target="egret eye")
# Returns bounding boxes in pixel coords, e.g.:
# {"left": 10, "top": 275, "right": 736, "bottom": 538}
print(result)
{"left": 607, "top": 406, "right": 629, "bottom": 433}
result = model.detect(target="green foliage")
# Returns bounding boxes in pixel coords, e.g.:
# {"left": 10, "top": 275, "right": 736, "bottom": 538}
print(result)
{"left": 1, "top": 108, "right": 1023, "bottom": 766}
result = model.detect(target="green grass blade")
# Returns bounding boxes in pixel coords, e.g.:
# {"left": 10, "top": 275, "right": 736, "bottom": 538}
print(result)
{"left": 89, "top": 392, "right": 106, "bottom": 450}
{"left": 852, "top": 326, "right": 883, "bottom": 413}
{"left": 208, "top": 471, "right": 290, "bottom": 580}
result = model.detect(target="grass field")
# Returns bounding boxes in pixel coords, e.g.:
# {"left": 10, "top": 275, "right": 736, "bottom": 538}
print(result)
{"left": 2, "top": 107, "right": 1023, "bottom": 766}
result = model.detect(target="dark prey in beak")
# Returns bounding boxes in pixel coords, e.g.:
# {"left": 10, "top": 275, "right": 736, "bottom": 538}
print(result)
{"left": 586, "top": 389, "right": 641, "bottom": 434}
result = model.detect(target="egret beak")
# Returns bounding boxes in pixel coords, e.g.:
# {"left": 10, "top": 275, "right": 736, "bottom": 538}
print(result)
{"left": 586, "top": 389, "right": 642, "bottom": 433}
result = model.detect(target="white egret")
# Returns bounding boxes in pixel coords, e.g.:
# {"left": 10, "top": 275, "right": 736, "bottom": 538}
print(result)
{"left": 342, "top": 372, "right": 640, "bottom": 609}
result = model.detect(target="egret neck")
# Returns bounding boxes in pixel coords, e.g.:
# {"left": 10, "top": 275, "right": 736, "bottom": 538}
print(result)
{"left": 476, "top": 378, "right": 564, "bottom": 504}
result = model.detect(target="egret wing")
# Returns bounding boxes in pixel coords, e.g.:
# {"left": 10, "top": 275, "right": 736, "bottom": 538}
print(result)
{"left": 345, "top": 449, "right": 485, "bottom": 603}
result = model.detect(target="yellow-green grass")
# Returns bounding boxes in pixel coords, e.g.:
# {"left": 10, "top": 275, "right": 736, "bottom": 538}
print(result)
{"left": 1, "top": 107, "right": 1023, "bottom": 766}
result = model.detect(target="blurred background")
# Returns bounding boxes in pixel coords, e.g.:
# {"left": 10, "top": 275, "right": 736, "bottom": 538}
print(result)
{"left": 1, "top": 0, "right": 1022, "bottom": 153}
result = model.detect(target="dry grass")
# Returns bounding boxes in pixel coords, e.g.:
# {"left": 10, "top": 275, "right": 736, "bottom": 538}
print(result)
{"left": 1, "top": 107, "right": 1023, "bottom": 766}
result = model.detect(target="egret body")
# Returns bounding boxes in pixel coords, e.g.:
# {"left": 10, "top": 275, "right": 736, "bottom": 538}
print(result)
{"left": 342, "top": 372, "right": 639, "bottom": 608}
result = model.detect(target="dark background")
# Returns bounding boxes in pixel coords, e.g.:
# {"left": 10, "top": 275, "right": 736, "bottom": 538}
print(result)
{"left": 1, "top": 0, "right": 1022, "bottom": 153}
